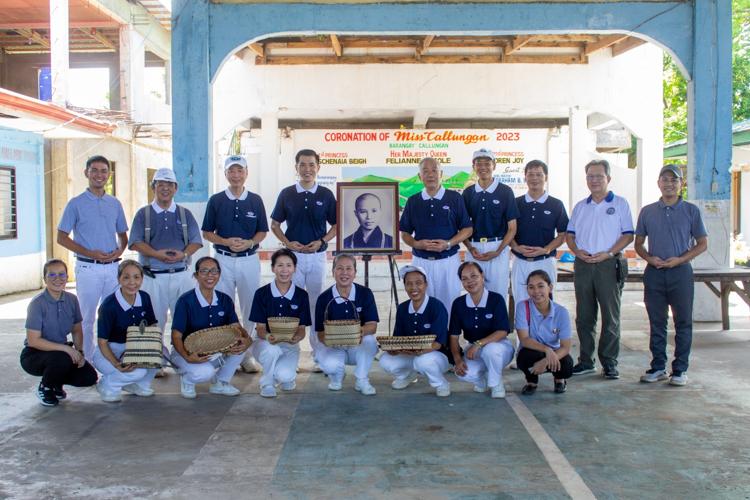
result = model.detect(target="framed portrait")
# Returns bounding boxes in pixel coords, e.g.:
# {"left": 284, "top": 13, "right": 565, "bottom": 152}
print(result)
{"left": 336, "top": 182, "right": 400, "bottom": 253}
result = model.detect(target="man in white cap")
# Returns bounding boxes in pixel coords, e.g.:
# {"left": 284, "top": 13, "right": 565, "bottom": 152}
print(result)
{"left": 462, "top": 148, "right": 519, "bottom": 304}
{"left": 129, "top": 168, "right": 204, "bottom": 375}
{"left": 202, "top": 155, "right": 269, "bottom": 373}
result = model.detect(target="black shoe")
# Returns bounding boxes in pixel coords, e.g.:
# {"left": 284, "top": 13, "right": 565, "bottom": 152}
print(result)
{"left": 521, "top": 384, "right": 537, "bottom": 396}
{"left": 572, "top": 363, "right": 597, "bottom": 376}
{"left": 602, "top": 364, "right": 620, "bottom": 379}
{"left": 36, "top": 382, "right": 59, "bottom": 407}
{"left": 554, "top": 380, "right": 567, "bottom": 393}
{"left": 53, "top": 387, "right": 67, "bottom": 400}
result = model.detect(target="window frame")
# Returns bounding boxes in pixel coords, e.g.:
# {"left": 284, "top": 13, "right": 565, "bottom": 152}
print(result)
{"left": 0, "top": 166, "right": 18, "bottom": 240}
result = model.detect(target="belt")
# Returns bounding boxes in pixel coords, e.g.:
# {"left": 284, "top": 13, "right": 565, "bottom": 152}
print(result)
{"left": 422, "top": 254, "right": 450, "bottom": 261}
{"left": 511, "top": 251, "right": 556, "bottom": 262}
{"left": 77, "top": 257, "right": 121, "bottom": 265}
{"left": 470, "top": 236, "right": 503, "bottom": 243}
{"left": 151, "top": 266, "right": 187, "bottom": 274}
{"left": 216, "top": 249, "right": 255, "bottom": 258}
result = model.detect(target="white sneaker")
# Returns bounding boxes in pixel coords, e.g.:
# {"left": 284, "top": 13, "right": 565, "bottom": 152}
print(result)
{"left": 280, "top": 381, "right": 296, "bottom": 391}
{"left": 154, "top": 368, "right": 166, "bottom": 378}
{"left": 473, "top": 385, "right": 490, "bottom": 393}
{"left": 239, "top": 358, "right": 259, "bottom": 373}
{"left": 640, "top": 369, "right": 670, "bottom": 383}
{"left": 97, "top": 382, "right": 121, "bottom": 403}
{"left": 669, "top": 372, "right": 688, "bottom": 386}
{"left": 436, "top": 382, "right": 451, "bottom": 397}
{"left": 260, "top": 385, "right": 277, "bottom": 398}
{"left": 122, "top": 383, "right": 154, "bottom": 397}
{"left": 328, "top": 379, "right": 343, "bottom": 391}
{"left": 355, "top": 379, "right": 376, "bottom": 396}
{"left": 312, "top": 362, "right": 323, "bottom": 373}
{"left": 491, "top": 385, "right": 506, "bottom": 399}
{"left": 210, "top": 380, "right": 240, "bottom": 396}
{"left": 180, "top": 376, "right": 196, "bottom": 399}
{"left": 391, "top": 371, "right": 419, "bottom": 390}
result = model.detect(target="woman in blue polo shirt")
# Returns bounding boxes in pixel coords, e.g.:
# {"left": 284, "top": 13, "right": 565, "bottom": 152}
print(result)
{"left": 315, "top": 254, "right": 379, "bottom": 395}
{"left": 93, "top": 260, "right": 160, "bottom": 403}
{"left": 379, "top": 265, "right": 451, "bottom": 397}
{"left": 449, "top": 262, "right": 515, "bottom": 399}
{"left": 171, "top": 257, "right": 252, "bottom": 399}
{"left": 248, "top": 248, "right": 311, "bottom": 398}
{"left": 21, "top": 259, "right": 98, "bottom": 406}
{"left": 515, "top": 270, "right": 574, "bottom": 395}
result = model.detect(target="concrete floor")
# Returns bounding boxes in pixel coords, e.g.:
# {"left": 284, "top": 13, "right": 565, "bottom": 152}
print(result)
{"left": 0, "top": 281, "right": 749, "bottom": 499}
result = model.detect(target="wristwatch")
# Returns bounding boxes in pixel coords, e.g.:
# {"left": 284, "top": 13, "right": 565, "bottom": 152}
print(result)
{"left": 608, "top": 251, "right": 614, "bottom": 259}
{"left": 446, "top": 240, "right": 452, "bottom": 251}
{"left": 320, "top": 238, "right": 326, "bottom": 248}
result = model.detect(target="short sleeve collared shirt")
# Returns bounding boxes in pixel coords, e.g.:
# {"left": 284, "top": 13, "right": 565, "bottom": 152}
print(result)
{"left": 25, "top": 290, "right": 82, "bottom": 346}
{"left": 97, "top": 290, "right": 157, "bottom": 343}
{"left": 393, "top": 295, "right": 449, "bottom": 346}
{"left": 202, "top": 189, "right": 269, "bottom": 254}
{"left": 635, "top": 197, "right": 707, "bottom": 264}
{"left": 130, "top": 202, "right": 203, "bottom": 270}
{"left": 172, "top": 287, "right": 239, "bottom": 340}
{"left": 314, "top": 283, "right": 379, "bottom": 333}
{"left": 567, "top": 191, "right": 634, "bottom": 254}
{"left": 271, "top": 183, "right": 336, "bottom": 250}
{"left": 249, "top": 282, "right": 312, "bottom": 339}
{"left": 462, "top": 180, "right": 519, "bottom": 240}
{"left": 514, "top": 299, "right": 572, "bottom": 351}
{"left": 57, "top": 189, "right": 129, "bottom": 255}
{"left": 513, "top": 192, "right": 569, "bottom": 258}
{"left": 448, "top": 289, "right": 511, "bottom": 343}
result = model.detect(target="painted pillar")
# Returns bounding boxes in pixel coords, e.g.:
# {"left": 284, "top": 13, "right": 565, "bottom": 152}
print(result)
{"left": 49, "top": 0, "right": 69, "bottom": 106}
{"left": 568, "top": 107, "right": 589, "bottom": 209}
{"left": 261, "top": 113, "right": 280, "bottom": 249}
{"left": 689, "top": 0, "right": 733, "bottom": 322}
{"left": 119, "top": 25, "right": 146, "bottom": 120}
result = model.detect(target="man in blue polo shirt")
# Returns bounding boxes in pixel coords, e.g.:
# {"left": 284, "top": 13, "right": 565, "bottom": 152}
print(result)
{"left": 129, "top": 168, "right": 203, "bottom": 374}
{"left": 462, "top": 148, "right": 519, "bottom": 304}
{"left": 635, "top": 164, "right": 707, "bottom": 386}
{"left": 401, "top": 157, "right": 473, "bottom": 312}
{"left": 566, "top": 159, "right": 634, "bottom": 380}
{"left": 271, "top": 149, "right": 337, "bottom": 370}
{"left": 57, "top": 155, "right": 129, "bottom": 361}
{"left": 202, "top": 155, "right": 268, "bottom": 373}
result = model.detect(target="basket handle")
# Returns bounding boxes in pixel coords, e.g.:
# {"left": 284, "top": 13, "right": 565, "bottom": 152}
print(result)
{"left": 323, "top": 296, "right": 361, "bottom": 323}
{"left": 139, "top": 319, "right": 147, "bottom": 334}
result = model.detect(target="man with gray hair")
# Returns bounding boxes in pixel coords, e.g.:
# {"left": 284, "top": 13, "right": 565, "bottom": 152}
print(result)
{"left": 566, "top": 159, "right": 634, "bottom": 380}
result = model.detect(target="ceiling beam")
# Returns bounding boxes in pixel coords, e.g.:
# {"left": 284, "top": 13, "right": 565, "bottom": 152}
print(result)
{"left": 418, "top": 35, "right": 435, "bottom": 55}
{"left": 0, "top": 22, "right": 120, "bottom": 29}
{"left": 612, "top": 37, "right": 648, "bottom": 57}
{"left": 583, "top": 34, "right": 629, "bottom": 56}
{"left": 248, "top": 42, "right": 264, "bottom": 57}
{"left": 505, "top": 35, "right": 535, "bottom": 55}
{"left": 256, "top": 53, "right": 586, "bottom": 65}
{"left": 330, "top": 34, "right": 342, "bottom": 56}
{"left": 78, "top": 27, "right": 117, "bottom": 50}
{"left": 13, "top": 29, "right": 50, "bottom": 48}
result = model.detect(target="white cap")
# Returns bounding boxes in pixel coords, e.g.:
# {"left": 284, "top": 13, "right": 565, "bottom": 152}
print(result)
{"left": 152, "top": 168, "right": 177, "bottom": 184}
{"left": 224, "top": 155, "right": 248, "bottom": 170}
{"left": 399, "top": 264, "right": 428, "bottom": 281}
{"left": 472, "top": 148, "right": 495, "bottom": 162}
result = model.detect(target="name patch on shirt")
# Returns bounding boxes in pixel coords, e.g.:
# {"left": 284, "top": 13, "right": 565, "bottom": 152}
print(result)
{"left": 141, "top": 311, "right": 146, "bottom": 316}
{"left": 291, "top": 304, "right": 299, "bottom": 310}
{"left": 218, "top": 311, "right": 225, "bottom": 316}
{"left": 492, "top": 199, "right": 500, "bottom": 204}
{"left": 356, "top": 307, "right": 362, "bottom": 312}
{"left": 606, "top": 207, "right": 616, "bottom": 215}
{"left": 485, "top": 313, "right": 493, "bottom": 319}
{"left": 544, "top": 210, "right": 551, "bottom": 215}
{"left": 443, "top": 206, "right": 450, "bottom": 210}
{"left": 246, "top": 212, "right": 256, "bottom": 218}
{"left": 316, "top": 201, "right": 323, "bottom": 206}
{"left": 424, "top": 323, "right": 431, "bottom": 328}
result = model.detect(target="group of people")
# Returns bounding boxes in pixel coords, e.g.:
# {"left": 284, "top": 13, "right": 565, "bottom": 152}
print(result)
{"left": 20, "top": 147, "right": 707, "bottom": 406}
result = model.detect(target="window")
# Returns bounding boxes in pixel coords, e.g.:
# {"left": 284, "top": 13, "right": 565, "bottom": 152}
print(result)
{"left": 0, "top": 167, "right": 17, "bottom": 239}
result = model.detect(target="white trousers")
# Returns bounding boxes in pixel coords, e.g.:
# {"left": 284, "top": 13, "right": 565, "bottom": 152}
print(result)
{"left": 456, "top": 339, "right": 515, "bottom": 389}
{"left": 412, "top": 254, "right": 462, "bottom": 314}
{"left": 140, "top": 270, "right": 195, "bottom": 339}
{"left": 292, "top": 251, "right": 328, "bottom": 358}
{"left": 171, "top": 350, "right": 244, "bottom": 385}
{"left": 249, "top": 339, "right": 300, "bottom": 389}
{"left": 75, "top": 261, "right": 119, "bottom": 362}
{"left": 379, "top": 350, "right": 450, "bottom": 387}
{"left": 215, "top": 253, "right": 261, "bottom": 364}
{"left": 317, "top": 335, "right": 379, "bottom": 383}
{"left": 510, "top": 256, "right": 558, "bottom": 304}
{"left": 465, "top": 242, "right": 510, "bottom": 304}
{"left": 93, "top": 342, "right": 158, "bottom": 393}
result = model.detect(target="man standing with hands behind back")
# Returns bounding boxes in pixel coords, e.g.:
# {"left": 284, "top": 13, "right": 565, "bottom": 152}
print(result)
{"left": 566, "top": 159, "right": 634, "bottom": 380}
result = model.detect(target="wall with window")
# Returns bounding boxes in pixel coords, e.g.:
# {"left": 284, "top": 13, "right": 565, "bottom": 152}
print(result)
{"left": 0, "top": 126, "right": 45, "bottom": 295}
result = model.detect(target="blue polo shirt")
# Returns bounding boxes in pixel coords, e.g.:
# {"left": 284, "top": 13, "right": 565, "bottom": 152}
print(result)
{"left": 271, "top": 182, "right": 336, "bottom": 250}
{"left": 202, "top": 188, "right": 269, "bottom": 254}
{"left": 172, "top": 287, "right": 239, "bottom": 340}
{"left": 314, "top": 283, "right": 379, "bottom": 332}
{"left": 400, "top": 186, "right": 473, "bottom": 259}
{"left": 462, "top": 180, "right": 519, "bottom": 240}
{"left": 449, "top": 289, "right": 511, "bottom": 343}
{"left": 513, "top": 192, "right": 569, "bottom": 259}
{"left": 58, "top": 189, "right": 129, "bottom": 255}
{"left": 129, "top": 202, "right": 203, "bottom": 270}
{"left": 24, "top": 290, "right": 82, "bottom": 346}
{"left": 635, "top": 197, "right": 707, "bottom": 265}
{"left": 393, "top": 295, "right": 448, "bottom": 346}
{"left": 249, "top": 282, "right": 312, "bottom": 339}
{"left": 97, "top": 290, "right": 157, "bottom": 344}
{"left": 514, "top": 299, "right": 572, "bottom": 352}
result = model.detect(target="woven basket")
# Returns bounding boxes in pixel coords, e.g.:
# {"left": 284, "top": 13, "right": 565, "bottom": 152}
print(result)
{"left": 267, "top": 316, "right": 300, "bottom": 342}
{"left": 184, "top": 325, "right": 241, "bottom": 355}
{"left": 377, "top": 335, "right": 436, "bottom": 352}
{"left": 122, "top": 321, "right": 166, "bottom": 369}
{"left": 323, "top": 298, "right": 361, "bottom": 347}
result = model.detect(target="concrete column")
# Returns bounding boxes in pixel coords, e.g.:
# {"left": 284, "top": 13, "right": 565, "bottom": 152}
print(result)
{"left": 568, "top": 107, "right": 590, "bottom": 209}
{"left": 164, "top": 60, "right": 171, "bottom": 105}
{"left": 688, "top": 0, "right": 733, "bottom": 322}
{"left": 49, "top": 0, "right": 69, "bottom": 106}
{"left": 119, "top": 24, "right": 146, "bottom": 120}
{"left": 50, "top": 139, "right": 75, "bottom": 273}
{"left": 261, "top": 113, "right": 280, "bottom": 248}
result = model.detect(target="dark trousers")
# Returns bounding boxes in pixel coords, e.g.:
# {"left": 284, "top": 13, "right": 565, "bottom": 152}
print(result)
{"left": 643, "top": 264, "right": 694, "bottom": 373}
{"left": 516, "top": 348, "right": 574, "bottom": 384}
{"left": 574, "top": 257, "right": 623, "bottom": 367}
{"left": 20, "top": 347, "right": 98, "bottom": 389}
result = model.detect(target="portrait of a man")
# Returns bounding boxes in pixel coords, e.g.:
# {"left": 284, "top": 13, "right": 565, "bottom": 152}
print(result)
{"left": 336, "top": 182, "right": 399, "bottom": 253}
{"left": 343, "top": 193, "right": 394, "bottom": 249}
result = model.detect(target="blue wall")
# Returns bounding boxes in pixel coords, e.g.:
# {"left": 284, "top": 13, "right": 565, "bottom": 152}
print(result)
{"left": 0, "top": 126, "right": 45, "bottom": 259}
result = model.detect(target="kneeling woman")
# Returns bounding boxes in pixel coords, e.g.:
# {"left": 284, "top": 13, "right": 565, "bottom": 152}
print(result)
{"left": 93, "top": 260, "right": 160, "bottom": 402}
{"left": 515, "top": 270, "right": 573, "bottom": 395}
{"left": 21, "top": 259, "right": 98, "bottom": 406}
{"left": 450, "top": 262, "right": 515, "bottom": 399}
{"left": 248, "top": 249, "right": 311, "bottom": 398}
{"left": 379, "top": 265, "right": 451, "bottom": 397}
{"left": 315, "top": 254, "right": 379, "bottom": 395}
{"left": 171, "top": 257, "right": 252, "bottom": 398}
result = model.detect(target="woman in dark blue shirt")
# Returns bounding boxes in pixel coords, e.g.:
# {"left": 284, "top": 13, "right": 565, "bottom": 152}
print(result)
{"left": 449, "top": 262, "right": 515, "bottom": 399}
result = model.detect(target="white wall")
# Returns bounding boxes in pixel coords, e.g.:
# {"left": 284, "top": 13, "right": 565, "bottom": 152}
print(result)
{"left": 0, "top": 252, "right": 46, "bottom": 295}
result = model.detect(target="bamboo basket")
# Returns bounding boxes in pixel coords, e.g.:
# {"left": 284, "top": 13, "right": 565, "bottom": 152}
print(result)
{"left": 183, "top": 326, "right": 241, "bottom": 355}
{"left": 323, "top": 298, "right": 361, "bottom": 347}
{"left": 266, "top": 316, "right": 300, "bottom": 342}
{"left": 122, "top": 321, "right": 166, "bottom": 369}
{"left": 377, "top": 335, "right": 436, "bottom": 352}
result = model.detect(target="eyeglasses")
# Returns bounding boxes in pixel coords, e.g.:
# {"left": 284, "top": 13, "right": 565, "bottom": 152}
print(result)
{"left": 154, "top": 182, "right": 176, "bottom": 189}
{"left": 586, "top": 175, "right": 607, "bottom": 181}
{"left": 659, "top": 177, "right": 682, "bottom": 184}
{"left": 197, "top": 268, "right": 221, "bottom": 276}
{"left": 46, "top": 274, "right": 68, "bottom": 280}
